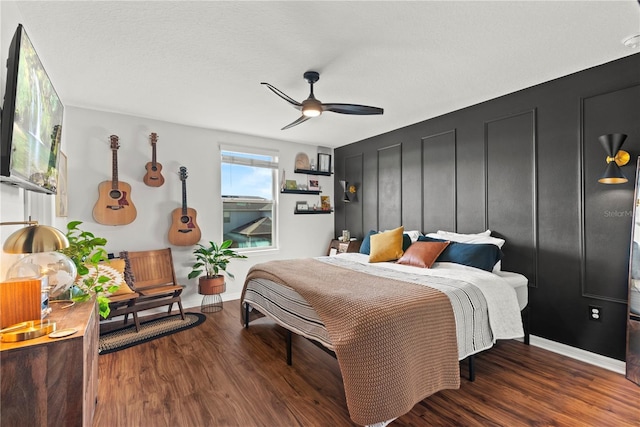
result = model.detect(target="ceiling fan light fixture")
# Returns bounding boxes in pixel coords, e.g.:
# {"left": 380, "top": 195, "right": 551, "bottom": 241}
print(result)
{"left": 302, "top": 99, "right": 322, "bottom": 117}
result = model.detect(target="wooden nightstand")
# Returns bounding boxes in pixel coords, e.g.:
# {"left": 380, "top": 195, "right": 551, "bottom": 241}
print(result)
{"left": 327, "top": 239, "right": 361, "bottom": 256}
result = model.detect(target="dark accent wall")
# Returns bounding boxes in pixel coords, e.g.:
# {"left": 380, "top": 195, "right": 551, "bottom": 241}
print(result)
{"left": 334, "top": 53, "right": 640, "bottom": 360}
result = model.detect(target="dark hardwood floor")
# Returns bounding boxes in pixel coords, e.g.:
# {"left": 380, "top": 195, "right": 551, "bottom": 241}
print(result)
{"left": 95, "top": 301, "right": 640, "bottom": 426}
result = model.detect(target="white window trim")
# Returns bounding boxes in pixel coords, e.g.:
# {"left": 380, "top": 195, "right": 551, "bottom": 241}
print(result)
{"left": 220, "top": 144, "right": 279, "bottom": 252}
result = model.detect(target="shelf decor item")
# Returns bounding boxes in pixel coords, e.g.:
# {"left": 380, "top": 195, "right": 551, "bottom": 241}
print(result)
{"left": 295, "top": 152, "right": 310, "bottom": 170}
{"left": 296, "top": 201, "right": 309, "bottom": 211}
{"left": 321, "top": 195, "right": 331, "bottom": 211}
{"left": 285, "top": 179, "right": 298, "bottom": 190}
{"left": 318, "top": 153, "right": 332, "bottom": 173}
{"left": 308, "top": 178, "right": 320, "bottom": 191}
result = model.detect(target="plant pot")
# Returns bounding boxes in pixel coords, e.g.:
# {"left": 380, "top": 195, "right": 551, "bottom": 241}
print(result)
{"left": 198, "top": 276, "right": 225, "bottom": 295}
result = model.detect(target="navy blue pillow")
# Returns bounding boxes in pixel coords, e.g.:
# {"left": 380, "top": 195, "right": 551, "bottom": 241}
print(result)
{"left": 359, "top": 230, "right": 378, "bottom": 254}
{"left": 361, "top": 230, "right": 413, "bottom": 254}
{"left": 402, "top": 233, "right": 412, "bottom": 251}
{"left": 417, "top": 236, "right": 502, "bottom": 272}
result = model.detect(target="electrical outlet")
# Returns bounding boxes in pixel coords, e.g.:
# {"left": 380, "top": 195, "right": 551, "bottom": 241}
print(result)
{"left": 588, "top": 305, "right": 603, "bottom": 322}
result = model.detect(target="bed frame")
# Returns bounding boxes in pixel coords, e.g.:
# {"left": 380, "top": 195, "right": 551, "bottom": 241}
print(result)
{"left": 243, "top": 301, "right": 530, "bottom": 383}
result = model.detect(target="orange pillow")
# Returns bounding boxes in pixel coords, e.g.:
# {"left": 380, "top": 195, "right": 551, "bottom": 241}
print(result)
{"left": 397, "top": 241, "right": 450, "bottom": 268}
{"left": 369, "top": 226, "right": 405, "bottom": 262}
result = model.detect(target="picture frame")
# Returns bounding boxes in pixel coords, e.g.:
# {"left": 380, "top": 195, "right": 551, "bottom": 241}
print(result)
{"left": 321, "top": 195, "right": 331, "bottom": 211}
{"left": 296, "top": 201, "right": 309, "bottom": 211}
{"left": 285, "top": 179, "right": 298, "bottom": 190}
{"left": 56, "top": 151, "right": 68, "bottom": 217}
{"left": 318, "top": 153, "right": 331, "bottom": 173}
{"left": 308, "top": 178, "right": 320, "bottom": 191}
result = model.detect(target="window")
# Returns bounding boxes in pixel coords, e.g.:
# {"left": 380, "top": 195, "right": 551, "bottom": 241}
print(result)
{"left": 221, "top": 147, "right": 278, "bottom": 250}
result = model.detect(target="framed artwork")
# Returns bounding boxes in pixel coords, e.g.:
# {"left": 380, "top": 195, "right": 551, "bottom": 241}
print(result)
{"left": 56, "top": 151, "right": 68, "bottom": 217}
{"left": 308, "top": 178, "right": 320, "bottom": 191}
{"left": 321, "top": 195, "right": 331, "bottom": 211}
{"left": 285, "top": 179, "right": 298, "bottom": 190}
{"left": 296, "top": 201, "right": 309, "bottom": 211}
{"left": 318, "top": 153, "right": 331, "bottom": 173}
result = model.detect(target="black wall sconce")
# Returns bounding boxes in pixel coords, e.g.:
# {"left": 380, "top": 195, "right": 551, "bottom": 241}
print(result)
{"left": 339, "top": 180, "right": 357, "bottom": 202}
{"left": 598, "top": 133, "right": 630, "bottom": 184}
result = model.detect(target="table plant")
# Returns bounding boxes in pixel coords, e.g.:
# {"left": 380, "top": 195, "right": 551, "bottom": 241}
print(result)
{"left": 58, "top": 220, "right": 121, "bottom": 317}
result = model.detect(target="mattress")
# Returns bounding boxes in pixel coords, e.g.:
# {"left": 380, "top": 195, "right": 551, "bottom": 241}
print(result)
{"left": 243, "top": 253, "right": 527, "bottom": 360}
{"left": 494, "top": 270, "right": 529, "bottom": 310}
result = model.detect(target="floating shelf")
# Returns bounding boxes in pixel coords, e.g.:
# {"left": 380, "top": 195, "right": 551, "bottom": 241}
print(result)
{"left": 281, "top": 189, "right": 321, "bottom": 195}
{"left": 294, "top": 209, "right": 333, "bottom": 215}
{"left": 294, "top": 168, "right": 331, "bottom": 176}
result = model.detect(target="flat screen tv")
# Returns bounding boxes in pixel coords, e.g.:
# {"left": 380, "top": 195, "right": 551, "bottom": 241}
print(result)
{"left": 1, "top": 24, "right": 63, "bottom": 195}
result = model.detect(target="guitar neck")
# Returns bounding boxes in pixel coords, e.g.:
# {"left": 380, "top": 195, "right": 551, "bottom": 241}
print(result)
{"left": 111, "top": 148, "right": 119, "bottom": 189}
{"left": 181, "top": 179, "right": 188, "bottom": 215}
{"left": 151, "top": 142, "right": 157, "bottom": 166}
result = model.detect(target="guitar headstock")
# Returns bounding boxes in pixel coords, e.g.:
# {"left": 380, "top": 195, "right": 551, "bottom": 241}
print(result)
{"left": 179, "top": 166, "right": 188, "bottom": 181}
{"left": 110, "top": 135, "right": 120, "bottom": 150}
{"left": 150, "top": 132, "right": 158, "bottom": 145}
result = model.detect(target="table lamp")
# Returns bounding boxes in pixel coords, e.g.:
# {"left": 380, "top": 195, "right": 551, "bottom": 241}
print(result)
{"left": 0, "top": 220, "right": 70, "bottom": 342}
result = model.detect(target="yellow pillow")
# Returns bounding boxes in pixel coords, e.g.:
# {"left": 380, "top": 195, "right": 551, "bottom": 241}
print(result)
{"left": 101, "top": 259, "right": 135, "bottom": 296}
{"left": 369, "top": 226, "right": 405, "bottom": 262}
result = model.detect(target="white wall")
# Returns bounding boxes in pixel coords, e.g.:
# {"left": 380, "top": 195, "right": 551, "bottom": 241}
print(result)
{"left": 54, "top": 107, "right": 334, "bottom": 309}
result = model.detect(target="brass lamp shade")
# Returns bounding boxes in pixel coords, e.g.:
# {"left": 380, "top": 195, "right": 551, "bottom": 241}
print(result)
{"left": 599, "top": 162, "right": 628, "bottom": 184}
{"left": 2, "top": 223, "right": 69, "bottom": 254}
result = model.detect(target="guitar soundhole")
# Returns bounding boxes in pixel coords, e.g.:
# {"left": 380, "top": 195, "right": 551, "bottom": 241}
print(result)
{"left": 151, "top": 166, "right": 157, "bottom": 171}
{"left": 109, "top": 189, "right": 122, "bottom": 199}
{"left": 180, "top": 216, "right": 190, "bottom": 224}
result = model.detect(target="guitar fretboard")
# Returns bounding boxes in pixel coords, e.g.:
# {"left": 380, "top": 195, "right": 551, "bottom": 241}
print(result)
{"left": 111, "top": 145, "right": 119, "bottom": 190}
{"left": 181, "top": 178, "right": 188, "bottom": 216}
{"left": 151, "top": 133, "right": 158, "bottom": 167}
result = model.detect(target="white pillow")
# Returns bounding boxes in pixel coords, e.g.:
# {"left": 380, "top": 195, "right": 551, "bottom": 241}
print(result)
{"left": 404, "top": 230, "right": 423, "bottom": 243}
{"left": 434, "top": 230, "right": 505, "bottom": 248}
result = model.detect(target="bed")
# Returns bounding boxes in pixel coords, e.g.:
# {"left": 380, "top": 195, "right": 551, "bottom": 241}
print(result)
{"left": 240, "top": 229, "right": 527, "bottom": 426}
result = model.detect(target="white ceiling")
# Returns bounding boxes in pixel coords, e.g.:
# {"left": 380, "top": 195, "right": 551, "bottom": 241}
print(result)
{"left": 12, "top": 1, "right": 640, "bottom": 148}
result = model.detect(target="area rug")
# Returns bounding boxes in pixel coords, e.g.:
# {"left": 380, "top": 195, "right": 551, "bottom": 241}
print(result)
{"left": 99, "top": 312, "right": 206, "bottom": 355}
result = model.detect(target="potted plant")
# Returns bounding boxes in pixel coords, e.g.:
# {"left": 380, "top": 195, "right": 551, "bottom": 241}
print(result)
{"left": 188, "top": 239, "right": 247, "bottom": 294}
{"left": 58, "top": 220, "right": 120, "bottom": 318}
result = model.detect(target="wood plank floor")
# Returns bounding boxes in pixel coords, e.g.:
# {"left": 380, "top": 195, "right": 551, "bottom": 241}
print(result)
{"left": 95, "top": 301, "right": 640, "bottom": 426}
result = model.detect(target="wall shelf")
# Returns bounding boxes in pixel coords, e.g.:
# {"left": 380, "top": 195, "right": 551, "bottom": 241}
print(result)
{"left": 281, "top": 189, "right": 321, "bottom": 195}
{"left": 294, "top": 168, "right": 331, "bottom": 176}
{"left": 294, "top": 209, "right": 333, "bottom": 215}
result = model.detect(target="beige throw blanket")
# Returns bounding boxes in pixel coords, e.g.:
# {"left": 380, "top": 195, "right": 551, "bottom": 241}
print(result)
{"left": 241, "top": 259, "right": 460, "bottom": 425}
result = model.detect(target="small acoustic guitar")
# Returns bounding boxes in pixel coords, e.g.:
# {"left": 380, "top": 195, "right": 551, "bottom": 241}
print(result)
{"left": 143, "top": 132, "right": 164, "bottom": 187}
{"left": 93, "top": 135, "right": 137, "bottom": 225}
{"left": 168, "top": 166, "right": 201, "bottom": 246}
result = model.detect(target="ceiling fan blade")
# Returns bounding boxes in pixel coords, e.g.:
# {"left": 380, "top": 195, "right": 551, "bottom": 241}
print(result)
{"left": 322, "top": 103, "right": 384, "bottom": 115}
{"left": 281, "top": 115, "right": 311, "bottom": 130}
{"left": 261, "top": 82, "right": 302, "bottom": 109}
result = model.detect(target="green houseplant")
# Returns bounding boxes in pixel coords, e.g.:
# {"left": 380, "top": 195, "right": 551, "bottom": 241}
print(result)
{"left": 188, "top": 240, "right": 247, "bottom": 294}
{"left": 58, "top": 220, "right": 120, "bottom": 318}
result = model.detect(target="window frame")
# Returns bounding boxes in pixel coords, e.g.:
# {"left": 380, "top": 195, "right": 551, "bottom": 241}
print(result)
{"left": 220, "top": 144, "right": 278, "bottom": 252}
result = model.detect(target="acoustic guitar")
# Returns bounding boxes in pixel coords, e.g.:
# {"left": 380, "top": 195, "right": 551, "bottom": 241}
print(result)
{"left": 93, "top": 135, "right": 138, "bottom": 225}
{"left": 168, "top": 166, "right": 201, "bottom": 246}
{"left": 143, "top": 132, "right": 164, "bottom": 187}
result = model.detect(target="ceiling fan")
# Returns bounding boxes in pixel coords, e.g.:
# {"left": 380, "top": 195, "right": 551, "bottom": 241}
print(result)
{"left": 261, "top": 71, "right": 384, "bottom": 130}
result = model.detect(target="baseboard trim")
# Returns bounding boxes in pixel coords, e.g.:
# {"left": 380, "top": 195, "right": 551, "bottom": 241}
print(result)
{"left": 530, "top": 335, "right": 625, "bottom": 375}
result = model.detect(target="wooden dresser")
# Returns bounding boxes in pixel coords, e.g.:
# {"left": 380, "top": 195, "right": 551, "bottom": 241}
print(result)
{"left": 0, "top": 300, "right": 99, "bottom": 427}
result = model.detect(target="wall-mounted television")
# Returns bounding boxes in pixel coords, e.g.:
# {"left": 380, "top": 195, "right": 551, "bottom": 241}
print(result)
{"left": 1, "top": 24, "right": 63, "bottom": 195}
